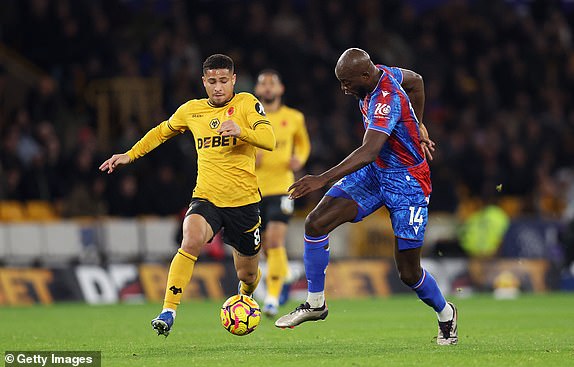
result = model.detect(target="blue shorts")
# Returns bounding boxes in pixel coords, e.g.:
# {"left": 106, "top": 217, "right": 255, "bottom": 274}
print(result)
{"left": 326, "top": 161, "right": 431, "bottom": 251}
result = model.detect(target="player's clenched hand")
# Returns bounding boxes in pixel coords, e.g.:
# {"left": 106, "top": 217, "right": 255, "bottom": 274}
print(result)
{"left": 418, "top": 123, "right": 436, "bottom": 161}
{"left": 288, "top": 175, "right": 327, "bottom": 199}
{"left": 99, "top": 153, "right": 130, "bottom": 174}
{"left": 218, "top": 120, "right": 241, "bottom": 137}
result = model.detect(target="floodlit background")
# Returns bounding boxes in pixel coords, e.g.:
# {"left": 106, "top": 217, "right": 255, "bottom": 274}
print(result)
{"left": 0, "top": 0, "right": 573, "bottom": 304}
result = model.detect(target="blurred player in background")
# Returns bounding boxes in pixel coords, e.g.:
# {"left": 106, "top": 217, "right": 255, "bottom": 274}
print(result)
{"left": 275, "top": 48, "right": 458, "bottom": 345}
{"left": 254, "top": 69, "right": 311, "bottom": 317}
{"left": 100, "top": 54, "right": 275, "bottom": 337}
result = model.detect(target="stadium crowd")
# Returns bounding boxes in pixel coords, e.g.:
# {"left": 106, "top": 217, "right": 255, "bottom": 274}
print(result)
{"left": 0, "top": 0, "right": 573, "bottom": 224}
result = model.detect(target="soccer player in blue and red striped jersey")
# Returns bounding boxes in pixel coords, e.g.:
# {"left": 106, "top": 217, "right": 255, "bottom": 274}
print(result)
{"left": 275, "top": 48, "right": 458, "bottom": 345}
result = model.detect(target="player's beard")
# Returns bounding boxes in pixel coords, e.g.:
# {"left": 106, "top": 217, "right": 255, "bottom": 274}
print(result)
{"left": 210, "top": 93, "right": 233, "bottom": 107}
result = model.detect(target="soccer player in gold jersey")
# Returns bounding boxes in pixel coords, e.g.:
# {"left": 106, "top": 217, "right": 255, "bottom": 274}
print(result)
{"left": 99, "top": 54, "right": 275, "bottom": 337}
{"left": 254, "top": 70, "right": 310, "bottom": 317}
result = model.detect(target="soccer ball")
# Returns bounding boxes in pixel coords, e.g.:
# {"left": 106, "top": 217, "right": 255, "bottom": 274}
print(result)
{"left": 220, "top": 294, "right": 261, "bottom": 336}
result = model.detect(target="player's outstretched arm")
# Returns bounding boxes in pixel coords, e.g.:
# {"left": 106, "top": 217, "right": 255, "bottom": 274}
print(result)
{"left": 289, "top": 129, "right": 387, "bottom": 199}
{"left": 100, "top": 119, "right": 182, "bottom": 174}
{"left": 99, "top": 153, "right": 131, "bottom": 174}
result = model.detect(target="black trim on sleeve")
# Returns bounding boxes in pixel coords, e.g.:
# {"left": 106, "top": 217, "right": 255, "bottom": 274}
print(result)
{"left": 167, "top": 121, "right": 178, "bottom": 132}
{"left": 253, "top": 120, "right": 271, "bottom": 129}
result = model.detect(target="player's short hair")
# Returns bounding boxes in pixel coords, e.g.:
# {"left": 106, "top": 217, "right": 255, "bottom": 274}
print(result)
{"left": 203, "top": 54, "right": 234, "bottom": 74}
{"left": 257, "top": 69, "right": 282, "bottom": 83}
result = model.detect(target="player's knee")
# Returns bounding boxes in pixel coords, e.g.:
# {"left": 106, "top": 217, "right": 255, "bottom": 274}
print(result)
{"left": 236, "top": 268, "right": 258, "bottom": 284}
{"left": 180, "top": 230, "right": 205, "bottom": 255}
{"left": 397, "top": 266, "right": 422, "bottom": 287}
{"left": 304, "top": 211, "right": 327, "bottom": 236}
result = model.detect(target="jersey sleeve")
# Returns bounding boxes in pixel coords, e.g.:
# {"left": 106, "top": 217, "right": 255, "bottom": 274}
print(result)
{"left": 366, "top": 86, "right": 401, "bottom": 136}
{"left": 380, "top": 65, "right": 403, "bottom": 84}
{"left": 237, "top": 94, "right": 275, "bottom": 151}
{"left": 166, "top": 102, "right": 189, "bottom": 133}
{"left": 243, "top": 95, "right": 271, "bottom": 130}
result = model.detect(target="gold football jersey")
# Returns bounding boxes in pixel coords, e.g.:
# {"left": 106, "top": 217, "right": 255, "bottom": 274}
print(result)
{"left": 256, "top": 105, "right": 310, "bottom": 196}
{"left": 126, "top": 92, "right": 275, "bottom": 207}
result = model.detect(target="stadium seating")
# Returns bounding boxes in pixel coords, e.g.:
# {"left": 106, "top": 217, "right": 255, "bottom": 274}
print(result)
{"left": 0, "top": 201, "right": 26, "bottom": 222}
{"left": 0, "top": 200, "right": 60, "bottom": 222}
{"left": 6, "top": 222, "right": 43, "bottom": 265}
{"left": 0, "top": 217, "right": 186, "bottom": 266}
{"left": 141, "top": 216, "right": 179, "bottom": 261}
{"left": 25, "top": 201, "right": 59, "bottom": 221}
{"left": 43, "top": 221, "right": 84, "bottom": 265}
{"left": 100, "top": 218, "right": 141, "bottom": 262}
{"left": 0, "top": 224, "right": 8, "bottom": 261}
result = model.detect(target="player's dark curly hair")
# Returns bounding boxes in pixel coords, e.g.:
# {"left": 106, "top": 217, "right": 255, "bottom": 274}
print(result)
{"left": 203, "top": 54, "right": 234, "bottom": 74}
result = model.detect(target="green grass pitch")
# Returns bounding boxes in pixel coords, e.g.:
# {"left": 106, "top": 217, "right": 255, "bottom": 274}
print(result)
{"left": 1, "top": 293, "right": 572, "bottom": 366}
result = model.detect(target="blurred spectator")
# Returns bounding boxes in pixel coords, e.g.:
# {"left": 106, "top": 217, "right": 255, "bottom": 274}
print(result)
{"left": 0, "top": 66, "right": 8, "bottom": 126}
{"left": 1, "top": 165, "right": 25, "bottom": 201}
{"left": 27, "top": 76, "right": 63, "bottom": 124}
{"left": 61, "top": 176, "right": 108, "bottom": 217}
{"left": 108, "top": 173, "right": 144, "bottom": 217}
{"left": 145, "top": 164, "right": 187, "bottom": 216}
{"left": 459, "top": 201, "right": 510, "bottom": 258}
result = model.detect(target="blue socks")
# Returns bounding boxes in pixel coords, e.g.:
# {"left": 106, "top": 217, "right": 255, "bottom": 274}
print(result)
{"left": 303, "top": 234, "right": 330, "bottom": 293}
{"left": 303, "top": 235, "right": 447, "bottom": 315}
{"left": 411, "top": 269, "right": 447, "bottom": 312}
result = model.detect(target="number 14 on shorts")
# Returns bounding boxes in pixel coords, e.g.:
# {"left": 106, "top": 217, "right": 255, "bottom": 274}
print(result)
{"left": 408, "top": 206, "right": 424, "bottom": 235}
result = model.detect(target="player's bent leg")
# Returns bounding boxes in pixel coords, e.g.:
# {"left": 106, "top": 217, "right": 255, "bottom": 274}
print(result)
{"left": 233, "top": 249, "right": 261, "bottom": 298}
{"left": 394, "top": 241, "right": 457, "bottom": 345}
{"left": 304, "top": 195, "right": 359, "bottom": 236}
{"left": 275, "top": 196, "right": 357, "bottom": 329}
{"left": 274, "top": 233, "right": 330, "bottom": 328}
{"left": 152, "top": 214, "right": 213, "bottom": 337}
